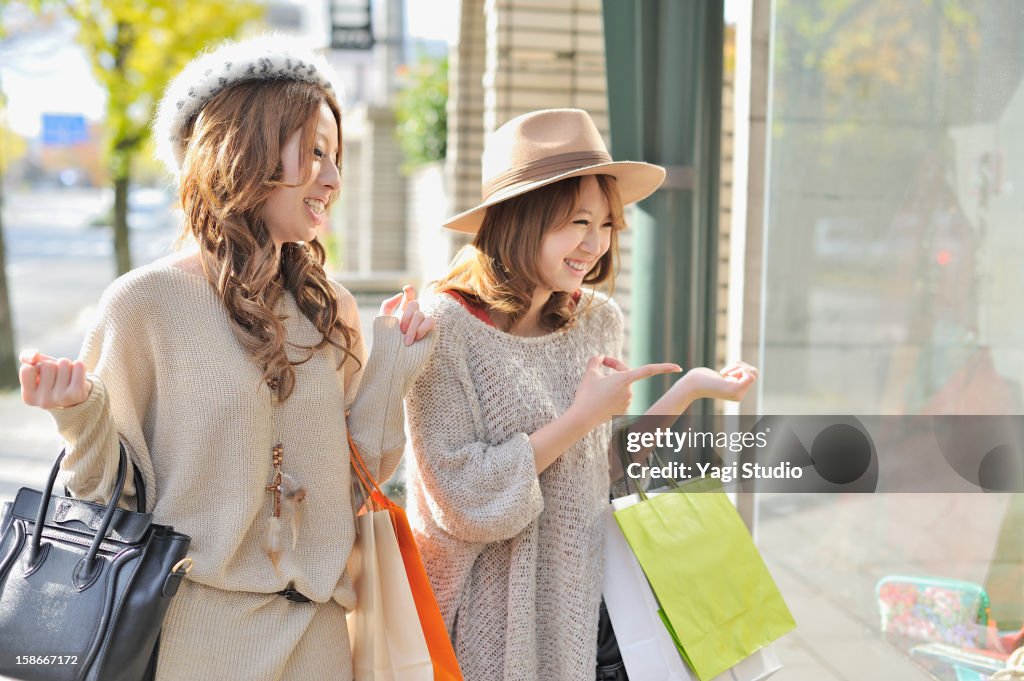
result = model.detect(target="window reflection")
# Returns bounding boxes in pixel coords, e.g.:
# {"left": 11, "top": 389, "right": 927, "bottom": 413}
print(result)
{"left": 758, "top": 1, "right": 1024, "bottom": 678}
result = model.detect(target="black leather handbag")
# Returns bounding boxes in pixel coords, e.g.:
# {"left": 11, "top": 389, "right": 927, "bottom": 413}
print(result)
{"left": 0, "top": 445, "right": 192, "bottom": 681}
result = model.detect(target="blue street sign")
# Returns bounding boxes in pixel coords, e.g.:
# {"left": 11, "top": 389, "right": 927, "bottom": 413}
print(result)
{"left": 41, "top": 113, "right": 88, "bottom": 146}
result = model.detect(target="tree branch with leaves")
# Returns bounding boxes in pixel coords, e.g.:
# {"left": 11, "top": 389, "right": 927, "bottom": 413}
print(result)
{"left": 60, "top": 0, "right": 264, "bottom": 275}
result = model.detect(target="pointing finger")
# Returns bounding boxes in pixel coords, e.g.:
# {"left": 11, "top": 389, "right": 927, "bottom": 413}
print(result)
{"left": 625, "top": 362, "right": 684, "bottom": 382}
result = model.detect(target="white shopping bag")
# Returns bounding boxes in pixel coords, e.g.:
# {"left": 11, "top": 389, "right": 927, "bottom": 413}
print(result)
{"left": 347, "top": 509, "right": 434, "bottom": 681}
{"left": 603, "top": 495, "right": 784, "bottom": 681}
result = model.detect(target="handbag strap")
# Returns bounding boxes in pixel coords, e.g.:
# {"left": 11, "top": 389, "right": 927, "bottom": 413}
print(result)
{"left": 63, "top": 446, "right": 147, "bottom": 513}
{"left": 30, "top": 444, "right": 129, "bottom": 582}
{"left": 63, "top": 450, "right": 148, "bottom": 509}
{"left": 347, "top": 430, "right": 392, "bottom": 513}
{"left": 133, "top": 464, "right": 147, "bottom": 512}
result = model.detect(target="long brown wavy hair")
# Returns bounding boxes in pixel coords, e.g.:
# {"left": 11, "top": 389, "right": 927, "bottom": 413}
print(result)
{"left": 177, "top": 79, "right": 359, "bottom": 400}
{"left": 436, "top": 174, "right": 625, "bottom": 332}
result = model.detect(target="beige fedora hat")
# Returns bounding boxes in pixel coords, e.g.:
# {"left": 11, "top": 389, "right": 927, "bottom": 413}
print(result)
{"left": 443, "top": 108, "right": 666, "bottom": 234}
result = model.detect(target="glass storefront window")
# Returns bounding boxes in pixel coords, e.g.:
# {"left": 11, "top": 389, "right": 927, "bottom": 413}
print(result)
{"left": 758, "top": 1, "right": 1024, "bottom": 677}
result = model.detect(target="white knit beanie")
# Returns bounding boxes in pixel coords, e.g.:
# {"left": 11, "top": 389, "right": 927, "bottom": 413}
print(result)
{"left": 153, "top": 34, "right": 342, "bottom": 179}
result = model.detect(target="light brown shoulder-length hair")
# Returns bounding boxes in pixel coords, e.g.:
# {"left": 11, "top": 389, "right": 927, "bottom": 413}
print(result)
{"left": 436, "top": 174, "right": 625, "bottom": 332}
{"left": 177, "top": 79, "right": 358, "bottom": 400}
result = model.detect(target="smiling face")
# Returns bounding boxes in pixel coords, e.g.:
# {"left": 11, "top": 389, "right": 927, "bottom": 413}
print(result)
{"left": 259, "top": 101, "right": 341, "bottom": 248}
{"left": 535, "top": 175, "right": 614, "bottom": 293}
{"left": 441, "top": 173, "right": 624, "bottom": 332}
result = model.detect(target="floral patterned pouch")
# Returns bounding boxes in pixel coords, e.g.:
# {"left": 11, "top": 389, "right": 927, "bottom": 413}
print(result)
{"left": 877, "top": 575, "right": 991, "bottom": 648}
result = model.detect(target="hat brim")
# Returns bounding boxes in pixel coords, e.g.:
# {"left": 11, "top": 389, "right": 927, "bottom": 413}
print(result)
{"left": 442, "top": 161, "right": 666, "bottom": 234}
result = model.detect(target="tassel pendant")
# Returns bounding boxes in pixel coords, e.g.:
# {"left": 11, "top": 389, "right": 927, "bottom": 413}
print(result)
{"left": 279, "top": 473, "right": 307, "bottom": 550}
{"left": 263, "top": 516, "right": 283, "bottom": 573}
{"left": 264, "top": 444, "right": 285, "bottom": 572}
{"left": 263, "top": 444, "right": 307, "bottom": 569}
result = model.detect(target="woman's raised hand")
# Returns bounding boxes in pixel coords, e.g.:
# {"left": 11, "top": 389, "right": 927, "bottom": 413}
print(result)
{"left": 679, "top": 361, "right": 758, "bottom": 402}
{"left": 380, "top": 285, "right": 435, "bottom": 346}
{"left": 642, "top": 361, "right": 759, "bottom": 418}
{"left": 569, "top": 355, "right": 682, "bottom": 427}
{"left": 19, "top": 349, "right": 92, "bottom": 409}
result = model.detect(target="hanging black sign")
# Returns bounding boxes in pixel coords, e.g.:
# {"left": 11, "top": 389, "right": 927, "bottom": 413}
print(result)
{"left": 330, "top": 0, "right": 374, "bottom": 50}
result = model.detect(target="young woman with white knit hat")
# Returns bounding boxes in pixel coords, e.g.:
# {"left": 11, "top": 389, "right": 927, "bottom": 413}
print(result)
{"left": 18, "top": 35, "right": 435, "bottom": 680}
{"left": 405, "top": 108, "right": 759, "bottom": 680}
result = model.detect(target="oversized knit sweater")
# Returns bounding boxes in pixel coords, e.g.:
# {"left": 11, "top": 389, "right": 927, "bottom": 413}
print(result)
{"left": 46, "top": 262, "right": 434, "bottom": 675}
{"left": 405, "top": 291, "right": 623, "bottom": 681}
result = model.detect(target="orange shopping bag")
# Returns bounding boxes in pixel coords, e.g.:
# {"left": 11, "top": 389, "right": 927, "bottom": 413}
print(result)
{"left": 349, "top": 433, "right": 463, "bottom": 681}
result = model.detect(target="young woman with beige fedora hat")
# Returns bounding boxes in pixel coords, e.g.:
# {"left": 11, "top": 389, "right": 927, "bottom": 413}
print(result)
{"left": 17, "top": 35, "right": 435, "bottom": 680}
{"left": 404, "top": 108, "right": 759, "bottom": 680}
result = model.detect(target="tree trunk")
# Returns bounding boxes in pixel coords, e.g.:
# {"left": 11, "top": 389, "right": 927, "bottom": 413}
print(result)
{"left": 111, "top": 20, "right": 134, "bottom": 277}
{"left": 113, "top": 173, "right": 131, "bottom": 275}
{"left": 0, "top": 171, "right": 18, "bottom": 388}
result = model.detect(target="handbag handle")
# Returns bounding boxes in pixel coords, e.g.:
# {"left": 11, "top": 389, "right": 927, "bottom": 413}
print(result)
{"left": 28, "top": 444, "right": 130, "bottom": 586}
{"left": 62, "top": 452, "right": 146, "bottom": 511}
{"left": 615, "top": 422, "right": 682, "bottom": 501}
{"left": 347, "top": 431, "right": 391, "bottom": 513}
{"left": 615, "top": 425, "right": 646, "bottom": 500}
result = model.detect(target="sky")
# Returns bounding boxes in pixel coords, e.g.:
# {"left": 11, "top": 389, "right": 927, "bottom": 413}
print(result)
{"left": 1, "top": 19, "right": 104, "bottom": 137}
{"left": 1, "top": 0, "right": 738, "bottom": 138}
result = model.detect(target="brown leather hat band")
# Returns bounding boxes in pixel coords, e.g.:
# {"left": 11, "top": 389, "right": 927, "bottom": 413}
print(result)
{"left": 481, "top": 150, "right": 613, "bottom": 200}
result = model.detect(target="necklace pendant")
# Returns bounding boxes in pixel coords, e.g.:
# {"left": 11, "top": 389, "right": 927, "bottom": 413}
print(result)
{"left": 268, "top": 443, "right": 285, "bottom": 517}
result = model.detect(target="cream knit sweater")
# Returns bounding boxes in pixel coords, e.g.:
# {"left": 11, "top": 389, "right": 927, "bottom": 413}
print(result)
{"left": 405, "top": 291, "right": 623, "bottom": 681}
{"left": 47, "top": 262, "right": 433, "bottom": 674}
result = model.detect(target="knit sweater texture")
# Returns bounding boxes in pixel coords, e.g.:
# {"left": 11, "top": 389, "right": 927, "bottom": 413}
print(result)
{"left": 405, "top": 291, "right": 623, "bottom": 681}
{"left": 47, "top": 261, "right": 434, "bottom": 679}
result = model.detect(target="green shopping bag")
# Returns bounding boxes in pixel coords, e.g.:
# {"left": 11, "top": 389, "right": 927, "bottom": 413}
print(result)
{"left": 613, "top": 474, "right": 796, "bottom": 681}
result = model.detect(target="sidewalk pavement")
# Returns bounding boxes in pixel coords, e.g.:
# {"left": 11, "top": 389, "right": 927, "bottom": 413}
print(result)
{"left": 759, "top": 492, "right": 1013, "bottom": 679}
{"left": 0, "top": 390, "right": 64, "bottom": 502}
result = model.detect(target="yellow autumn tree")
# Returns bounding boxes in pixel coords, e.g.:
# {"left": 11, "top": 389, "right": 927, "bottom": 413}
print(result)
{"left": 0, "top": 121, "right": 27, "bottom": 175}
{"left": 62, "top": 0, "right": 264, "bottom": 274}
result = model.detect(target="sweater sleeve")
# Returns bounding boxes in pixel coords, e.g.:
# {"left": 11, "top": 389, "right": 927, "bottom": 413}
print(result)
{"left": 598, "top": 296, "right": 630, "bottom": 482}
{"left": 338, "top": 288, "right": 367, "bottom": 410}
{"left": 406, "top": 336, "right": 545, "bottom": 545}
{"left": 46, "top": 278, "right": 157, "bottom": 512}
{"left": 346, "top": 312, "right": 437, "bottom": 485}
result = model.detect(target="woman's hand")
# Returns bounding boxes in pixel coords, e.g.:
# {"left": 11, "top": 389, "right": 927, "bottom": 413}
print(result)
{"left": 663, "top": 360, "right": 761, "bottom": 403}
{"left": 568, "top": 356, "right": 682, "bottom": 428}
{"left": 19, "top": 349, "right": 93, "bottom": 409}
{"left": 644, "top": 361, "right": 758, "bottom": 419}
{"left": 531, "top": 356, "right": 681, "bottom": 473}
{"left": 380, "top": 285, "right": 435, "bottom": 346}
{"left": 677, "top": 361, "right": 758, "bottom": 402}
